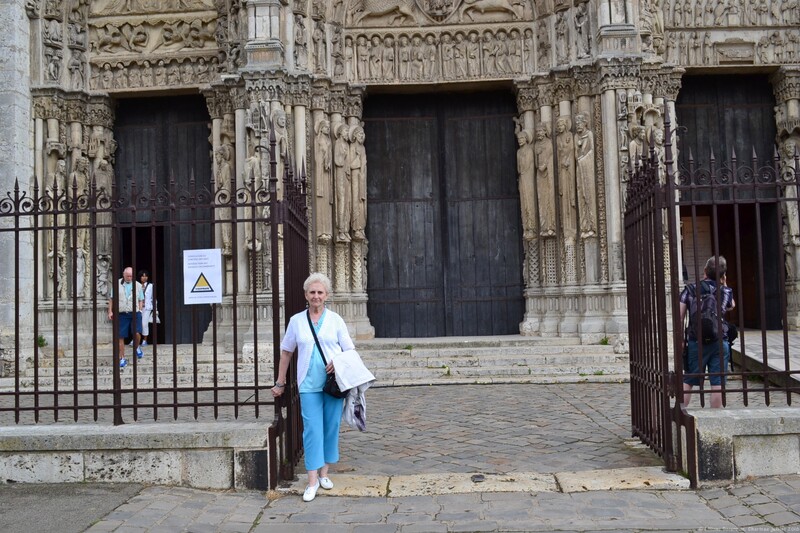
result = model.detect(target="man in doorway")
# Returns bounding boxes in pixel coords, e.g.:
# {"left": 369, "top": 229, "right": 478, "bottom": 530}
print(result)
{"left": 108, "top": 266, "right": 145, "bottom": 368}
{"left": 680, "top": 255, "right": 736, "bottom": 408}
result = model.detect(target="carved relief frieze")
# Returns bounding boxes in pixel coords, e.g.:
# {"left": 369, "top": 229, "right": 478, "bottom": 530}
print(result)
{"left": 665, "top": 0, "right": 800, "bottom": 30}
{"left": 663, "top": 24, "right": 800, "bottom": 67}
{"left": 88, "top": 56, "right": 217, "bottom": 92}
{"left": 596, "top": 58, "right": 641, "bottom": 93}
{"left": 346, "top": 0, "right": 527, "bottom": 28}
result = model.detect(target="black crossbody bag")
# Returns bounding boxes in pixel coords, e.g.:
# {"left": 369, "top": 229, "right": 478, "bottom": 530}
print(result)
{"left": 307, "top": 311, "right": 349, "bottom": 399}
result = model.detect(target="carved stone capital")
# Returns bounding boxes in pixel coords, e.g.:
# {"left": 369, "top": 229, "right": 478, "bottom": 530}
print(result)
{"left": 657, "top": 67, "right": 684, "bottom": 101}
{"left": 344, "top": 88, "right": 364, "bottom": 118}
{"left": 32, "top": 90, "right": 65, "bottom": 121}
{"left": 329, "top": 87, "right": 346, "bottom": 114}
{"left": 772, "top": 66, "right": 800, "bottom": 104}
{"left": 570, "top": 65, "right": 596, "bottom": 97}
{"left": 203, "top": 88, "right": 223, "bottom": 119}
{"left": 65, "top": 97, "right": 87, "bottom": 123}
{"left": 246, "top": 77, "right": 286, "bottom": 103}
{"left": 287, "top": 77, "right": 312, "bottom": 106}
{"left": 515, "top": 84, "right": 539, "bottom": 112}
{"left": 311, "top": 82, "right": 330, "bottom": 110}
{"left": 536, "top": 81, "right": 556, "bottom": 107}
{"left": 86, "top": 96, "right": 114, "bottom": 128}
{"left": 552, "top": 76, "right": 574, "bottom": 103}
{"left": 595, "top": 58, "right": 641, "bottom": 92}
{"left": 229, "top": 86, "right": 247, "bottom": 110}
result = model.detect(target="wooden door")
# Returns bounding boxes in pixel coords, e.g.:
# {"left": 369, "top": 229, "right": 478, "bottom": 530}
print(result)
{"left": 365, "top": 92, "right": 524, "bottom": 337}
{"left": 115, "top": 95, "right": 213, "bottom": 344}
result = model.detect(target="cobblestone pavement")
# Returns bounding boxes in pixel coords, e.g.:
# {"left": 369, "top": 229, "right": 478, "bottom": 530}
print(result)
{"left": 75, "top": 474, "right": 800, "bottom": 532}
{"left": 335, "top": 383, "right": 661, "bottom": 476}
{"left": 3, "top": 382, "right": 800, "bottom": 532}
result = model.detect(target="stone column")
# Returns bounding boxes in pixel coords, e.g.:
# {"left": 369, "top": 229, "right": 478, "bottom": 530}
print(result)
{"left": 771, "top": 67, "right": 800, "bottom": 328}
{"left": 0, "top": 0, "right": 33, "bottom": 367}
{"left": 329, "top": 88, "right": 349, "bottom": 294}
{"left": 345, "top": 90, "right": 366, "bottom": 294}
{"left": 310, "top": 85, "right": 333, "bottom": 278}
{"left": 233, "top": 86, "right": 250, "bottom": 293}
{"left": 516, "top": 83, "right": 541, "bottom": 336}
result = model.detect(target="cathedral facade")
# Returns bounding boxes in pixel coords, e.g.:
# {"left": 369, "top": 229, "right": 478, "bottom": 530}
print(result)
{"left": 0, "top": 0, "right": 799, "bottom": 349}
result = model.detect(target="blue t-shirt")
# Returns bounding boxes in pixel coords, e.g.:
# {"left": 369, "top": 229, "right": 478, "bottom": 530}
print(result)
{"left": 299, "top": 310, "right": 327, "bottom": 393}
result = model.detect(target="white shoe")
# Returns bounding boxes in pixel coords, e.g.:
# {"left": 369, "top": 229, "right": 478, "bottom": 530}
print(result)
{"left": 319, "top": 477, "right": 334, "bottom": 490}
{"left": 303, "top": 481, "right": 320, "bottom": 502}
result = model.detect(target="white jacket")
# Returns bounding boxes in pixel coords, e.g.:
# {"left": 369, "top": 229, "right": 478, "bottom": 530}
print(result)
{"left": 333, "top": 349, "right": 375, "bottom": 431}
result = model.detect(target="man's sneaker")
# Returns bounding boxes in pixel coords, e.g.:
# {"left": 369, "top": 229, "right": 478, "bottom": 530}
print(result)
{"left": 136, "top": 347, "right": 144, "bottom": 359}
{"left": 140, "top": 340, "right": 148, "bottom": 346}
{"left": 128, "top": 340, "right": 134, "bottom": 346}
{"left": 119, "top": 358, "right": 128, "bottom": 368}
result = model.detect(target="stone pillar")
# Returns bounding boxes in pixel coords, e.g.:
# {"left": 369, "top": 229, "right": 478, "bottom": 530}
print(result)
{"left": 329, "top": 89, "right": 348, "bottom": 294}
{"left": 0, "top": 0, "right": 33, "bottom": 368}
{"left": 516, "top": 83, "right": 541, "bottom": 336}
{"left": 345, "top": 90, "right": 366, "bottom": 294}
{"left": 771, "top": 67, "right": 800, "bottom": 328}
{"left": 233, "top": 87, "right": 250, "bottom": 293}
{"left": 310, "top": 84, "right": 333, "bottom": 278}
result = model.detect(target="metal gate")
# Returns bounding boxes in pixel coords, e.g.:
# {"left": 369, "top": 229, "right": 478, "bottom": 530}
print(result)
{"left": 626, "top": 111, "right": 800, "bottom": 486}
{"left": 0, "top": 127, "right": 307, "bottom": 489}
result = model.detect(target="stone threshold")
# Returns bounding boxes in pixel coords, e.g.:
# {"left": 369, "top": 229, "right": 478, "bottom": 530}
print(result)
{"left": 277, "top": 466, "right": 689, "bottom": 498}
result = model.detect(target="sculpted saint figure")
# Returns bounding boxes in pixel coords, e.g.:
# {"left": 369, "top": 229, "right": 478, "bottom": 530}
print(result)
{"left": 574, "top": 113, "right": 597, "bottom": 239}
{"left": 629, "top": 124, "right": 646, "bottom": 163}
{"left": 517, "top": 129, "right": 536, "bottom": 241}
{"left": 382, "top": 36, "right": 395, "bottom": 79}
{"left": 454, "top": 33, "right": 468, "bottom": 78}
{"left": 244, "top": 140, "right": 263, "bottom": 252}
{"left": 466, "top": 31, "right": 481, "bottom": 77}
{"left": 398, "top": 35, "right": 411, "bottom": 80}
{"left": 47, "top": 159, "right": 68, "bottom": 299}
{"left": 534, "top": 123, "right": 556, "bottom": 237}
{"left": 556, "top": 115, "right": 577, "bottom": 241}
{"left": 334, "top": 124, "right": 351, "bottom": 243}
{"left": 215, "top": 144, "right": 233, "bottom": 256}
{"left": 369, "top": 35, "right": 382, "bottom": 79}
{"left": 349, "top": 126, "right": 367, "bottom": 241}
{"left": 314, "top": 119, "right": 333, "bottom": 243}
{"left": 70, "top": 156, "right": 92, "bottom": 298}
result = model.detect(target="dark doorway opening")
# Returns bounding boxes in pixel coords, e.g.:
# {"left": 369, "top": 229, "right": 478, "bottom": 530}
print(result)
{"left": 364, "top": 91, "right": 524, "bottom": 337}
{"left": 676, "top": 74, "right": 781, "bottom": 330}
{"left": 114, "top": 95, "right": 213, "bottom": 344}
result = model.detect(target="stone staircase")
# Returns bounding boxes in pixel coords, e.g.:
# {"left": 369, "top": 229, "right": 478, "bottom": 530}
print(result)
{"left": 0, "top": 336, "right": 629, "bottom": 391}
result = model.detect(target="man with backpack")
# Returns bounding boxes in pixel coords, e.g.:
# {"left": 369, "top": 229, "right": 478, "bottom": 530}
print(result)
{"left": 680, "top": 255, "right": 736, "bottom": 408}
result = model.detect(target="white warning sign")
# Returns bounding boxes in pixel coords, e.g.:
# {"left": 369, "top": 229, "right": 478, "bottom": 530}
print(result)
{"left": 183, "top": 249, "right": 223, "bottom": 305}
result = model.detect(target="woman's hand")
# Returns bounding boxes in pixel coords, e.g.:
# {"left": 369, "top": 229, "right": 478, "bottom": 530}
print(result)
{"left": 325, "top": 361, "right": 335, "bottom": 374}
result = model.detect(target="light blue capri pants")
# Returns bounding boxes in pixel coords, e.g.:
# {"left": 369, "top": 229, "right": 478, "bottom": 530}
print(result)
{"left": 300, "top": 391, "right": 344, "bottom": 471}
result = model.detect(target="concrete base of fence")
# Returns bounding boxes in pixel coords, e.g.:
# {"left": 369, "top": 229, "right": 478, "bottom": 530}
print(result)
{"left": 0, "top": 422, "right": 270, "bottom": 490}
{"left": 691, "top": 407, "right": 800, "bottom": 486}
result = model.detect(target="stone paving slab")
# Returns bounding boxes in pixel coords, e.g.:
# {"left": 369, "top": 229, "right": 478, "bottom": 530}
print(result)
{"left": 555, "top": 466, "right": 690, "bottom": 492}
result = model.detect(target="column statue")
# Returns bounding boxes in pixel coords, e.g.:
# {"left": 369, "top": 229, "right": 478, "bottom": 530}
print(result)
{"left": 314, "top": 119, "right": 333, "bottom": 243}
{"left": 556, "top": 115, "right": 577, "bottom": 242}
{"left": 69, "top": 156, "right": 91, "bottom": 298}
{"left": 349, "top": 125, "right": 367, "bottom": 241}
{"left": 517, "top": 129, "right": 536, "bottom": 241}
{"left": 47, "top": 159, "right": 68, "bottom": 300}
{"left": 574, "top": 113, "right": 597, "bottom": 239}
{"left": 334, "top": 124, "right": 351, "bottom": 243}
{"left": 215, "top": 144, "right": 233, "bottom": 256}
{"left": 535, "top": 123, "right": 556, "bottom": 237}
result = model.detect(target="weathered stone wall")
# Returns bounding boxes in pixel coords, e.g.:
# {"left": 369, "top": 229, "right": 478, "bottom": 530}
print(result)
{"left": 0, "top": 0, "right": 33, "bottom": 370}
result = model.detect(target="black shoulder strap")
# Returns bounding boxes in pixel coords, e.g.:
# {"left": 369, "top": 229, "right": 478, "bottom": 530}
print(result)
{"left": 307, "top": 310, "right": 328, "bottom": 365}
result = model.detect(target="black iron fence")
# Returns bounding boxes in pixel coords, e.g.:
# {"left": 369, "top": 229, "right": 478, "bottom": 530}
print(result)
{"left": 626, "top": 111, "right": 800, "bottom": 486}
{"left": 0, "top": 131, "right": 307, "bottom": 488}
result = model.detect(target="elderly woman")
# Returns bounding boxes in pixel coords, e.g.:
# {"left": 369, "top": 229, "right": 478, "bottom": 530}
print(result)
{"left": 272, "top": 272, "right": 355, "bottom": 502}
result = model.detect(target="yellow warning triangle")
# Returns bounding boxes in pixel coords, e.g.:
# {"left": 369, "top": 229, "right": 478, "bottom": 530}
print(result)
{"left": 191, "top": 272, "right": 214, "bottom": 293}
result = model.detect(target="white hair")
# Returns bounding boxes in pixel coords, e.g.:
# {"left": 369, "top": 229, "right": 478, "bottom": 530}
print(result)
{"left": 303, "top": 272, "right": 332, "bottom": 294}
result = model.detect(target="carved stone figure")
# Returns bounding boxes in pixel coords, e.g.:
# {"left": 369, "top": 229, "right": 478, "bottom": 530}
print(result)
{"left": 356, "top": 35, "right": 369, "bottom": 80}
{"left": 349, "top": 126, "right": 367, "bottom": 241}
{"left": 517, "top": 129, "right": 536, "bottom": 241}
{"left": 466, "top": 31, "right": 481, "bottom": 77}
{"left": 154, "top": 60, "right": 167, "bottom": 85}
{"left": 454, "top": 32, "right": 467, "bottom": 78}
{"left": 423, "top": 34, "right": 437, "bottom": 79}
{"left": 313, "top": 20, "right": 327, "bottom": 74}
{"left": 369, "top": 35, "right": 382, "bottom": 79}
{"left": 353, "top": 0, "right": 420, "bottom": 26}
{"left": 94, "top": 158, "right": 114, "bottom": 257}
{"left": 523, "top": 28, "right": 535, "bottom": 72}
{"left": 141, "top": 60, "right": 154, "bottom": 87}
{"left": 68, "top": 50, "right": 84, "bottom": 90}
{"left": 47, "top": 159, "right": 68, "bottom": 299}
{"left": 334, "top": 123, "right": 351, "bottom": 243}
{"left": 555, "top": 11, "right": 569, "bottom": 63}
{"left": 128, "top": 63, "right": 141, "bottom": 87}
{"left": 382, "top": 35, "right": 395, "bottom": 79}
{"left": 244, "top": 141, "right": 262, "bottom": 252}
{"left": 45, "top": 47, "right": 63, "bottom": 82}
{"left": 574, "top": 113, "right": 597, "bottom": 239}
{"left": 180, "top": 60, "right": 194, "bottom": 84}
{"left": 398, "top": 34, "right": 411, "bottom": 79}
{"left": 167, "top": 61, "right": 181, "bottom": 85}
{"left": 536, "top": 20, "right": 550, "bottom": 69}
{"left": 556, "top": 115, "right": 577, "bottom": 241}
{"left": 314, "top": 119, "right": 333, "bottom": 243}
{"left": 295, "top": 15, "right": 308, "bottom": 69}
{"left": 411, "top": 35, "right": 424, "bottom": 80}
{"left": 534, "top": 123, "right": 556, "bottom": 237}
{"left": 459, "top": 0, "right": 520, "bottom": 21}
{"left": 215, "top": 144, "right": 233, "bottom": 256}
{"left": 69, "top": 156, "right": 92, "bottom": 298}
{"left": 629, "top": 124, "right": 646, "bottom": 163}
{"left": 508, "top": 29, "right": 522, "bottom": 73}
{"left": 482, "top": 31, "right": 497, "bottom": 76}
